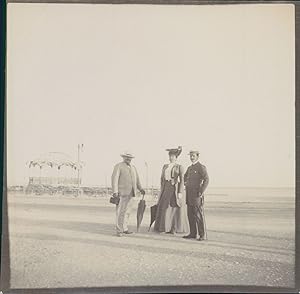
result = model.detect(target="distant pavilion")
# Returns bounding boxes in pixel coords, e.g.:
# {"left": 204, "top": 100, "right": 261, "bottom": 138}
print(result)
{"left": 27, "top": 152, "right": 83, "bottom": 186}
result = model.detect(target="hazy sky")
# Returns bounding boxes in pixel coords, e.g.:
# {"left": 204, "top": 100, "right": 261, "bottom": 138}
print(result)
{"left": 7, "top": 3, "right": 295, "bottom": 187}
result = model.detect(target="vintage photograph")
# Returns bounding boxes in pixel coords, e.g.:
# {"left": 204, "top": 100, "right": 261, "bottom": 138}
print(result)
{"left": 6, "top": 2, "right": 295, "bottom": 290}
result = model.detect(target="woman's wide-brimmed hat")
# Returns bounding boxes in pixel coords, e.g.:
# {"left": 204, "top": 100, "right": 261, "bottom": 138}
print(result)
{"left": 166, "top": 146, "right": 182, "bottom": 157}
{"left": 188, "top": 150, "right": 200, "bottom": 155}
{"left": 120, "top": 151, "right": 135, "bottom": 158}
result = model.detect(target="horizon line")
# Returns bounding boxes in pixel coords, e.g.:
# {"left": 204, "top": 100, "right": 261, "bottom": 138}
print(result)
{"left": 6, "top": 184, "right": 296, "bottom": 189}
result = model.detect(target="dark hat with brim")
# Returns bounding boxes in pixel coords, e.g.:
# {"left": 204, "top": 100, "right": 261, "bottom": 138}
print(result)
{"left": 166, "top": 146, "right": 182, "bottom": 157}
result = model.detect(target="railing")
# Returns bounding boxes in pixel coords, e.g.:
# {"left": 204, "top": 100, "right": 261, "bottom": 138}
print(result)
{"left": 28, "top": 177, "right": 81, "bottom": 185}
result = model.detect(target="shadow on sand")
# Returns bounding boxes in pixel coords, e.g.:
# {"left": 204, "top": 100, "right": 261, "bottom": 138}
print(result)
{"left": 10, "top": 228, "right": 293, "bottom": 271}
{"left": 10, "top": 217, "right": 294, "bottom": 259}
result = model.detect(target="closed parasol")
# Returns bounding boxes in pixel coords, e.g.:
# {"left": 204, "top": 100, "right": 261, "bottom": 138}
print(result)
{"left": 148, "top": 204, "right": 158, "bottom": 231}
{"left": 137, "top": 194, "right": 146, "bottom": 232}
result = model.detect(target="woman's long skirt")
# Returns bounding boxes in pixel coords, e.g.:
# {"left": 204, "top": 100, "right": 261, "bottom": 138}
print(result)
{"left": 154, "top": 181, "right": 177, "bottom": 232}
{"left": 165, "top": 194, "right": 189, "bottom": 233}
{"left": 154, "top": 181, "right": 189, "bottom": 233}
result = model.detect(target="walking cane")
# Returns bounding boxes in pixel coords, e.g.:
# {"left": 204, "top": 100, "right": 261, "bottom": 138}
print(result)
{"left": 201, "top": 206, "right": 208, "bottom": 240}
{"left": 196, "top": 196, "right": 208, "bottom": 240}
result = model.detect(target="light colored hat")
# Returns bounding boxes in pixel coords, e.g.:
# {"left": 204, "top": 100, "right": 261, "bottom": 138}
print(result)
{"left": 120, "top": 151, "right": 135, "bottom": 158}
{"left": 188, "top": 150, "right": 200, "bottom": 155}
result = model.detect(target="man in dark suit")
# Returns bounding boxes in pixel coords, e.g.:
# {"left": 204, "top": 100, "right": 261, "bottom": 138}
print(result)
{"left": 183, "top": 150, "right": 209, "bottom": 241}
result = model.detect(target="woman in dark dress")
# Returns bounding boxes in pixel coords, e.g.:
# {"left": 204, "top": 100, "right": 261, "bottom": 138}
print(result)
{"left": 154, "top": 146, "right": 189, "bottom": 234}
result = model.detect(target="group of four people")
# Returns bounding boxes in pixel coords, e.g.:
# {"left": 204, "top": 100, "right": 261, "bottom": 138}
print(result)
{"left": 111, "top": 147, "right": 209, "bottom": 241}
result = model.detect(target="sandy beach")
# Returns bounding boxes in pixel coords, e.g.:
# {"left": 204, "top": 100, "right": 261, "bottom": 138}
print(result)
{"left": 7, "top": 188, "right": 295, "bottom": 289}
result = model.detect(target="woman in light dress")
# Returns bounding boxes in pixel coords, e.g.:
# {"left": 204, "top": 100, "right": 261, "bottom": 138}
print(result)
{"left": 154, "top": 146, "right": 189, "bottom": 234}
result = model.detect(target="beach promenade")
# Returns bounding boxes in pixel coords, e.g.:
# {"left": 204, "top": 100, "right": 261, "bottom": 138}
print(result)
{"left": 7, "top": 188, "right": 295, "bottom": 289}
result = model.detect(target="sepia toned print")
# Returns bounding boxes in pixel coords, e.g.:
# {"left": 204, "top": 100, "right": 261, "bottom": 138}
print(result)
{"left": 6, "top": 3, "right": 295, "bottom": 290}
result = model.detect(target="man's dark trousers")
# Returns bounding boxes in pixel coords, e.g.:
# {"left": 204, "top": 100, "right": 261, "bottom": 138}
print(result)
{"left": 186, "top": 189, "right": 205, "bottom": 238}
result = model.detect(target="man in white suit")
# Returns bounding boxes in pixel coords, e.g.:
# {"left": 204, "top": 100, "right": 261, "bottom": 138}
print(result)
{"left": 111, "top": 151, "right": 145, "bottom": 237}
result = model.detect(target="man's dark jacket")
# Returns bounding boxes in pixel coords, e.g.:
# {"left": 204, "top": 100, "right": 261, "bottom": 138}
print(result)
{"left": 184, "top": 162, "right": 209, "bottom": 206}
